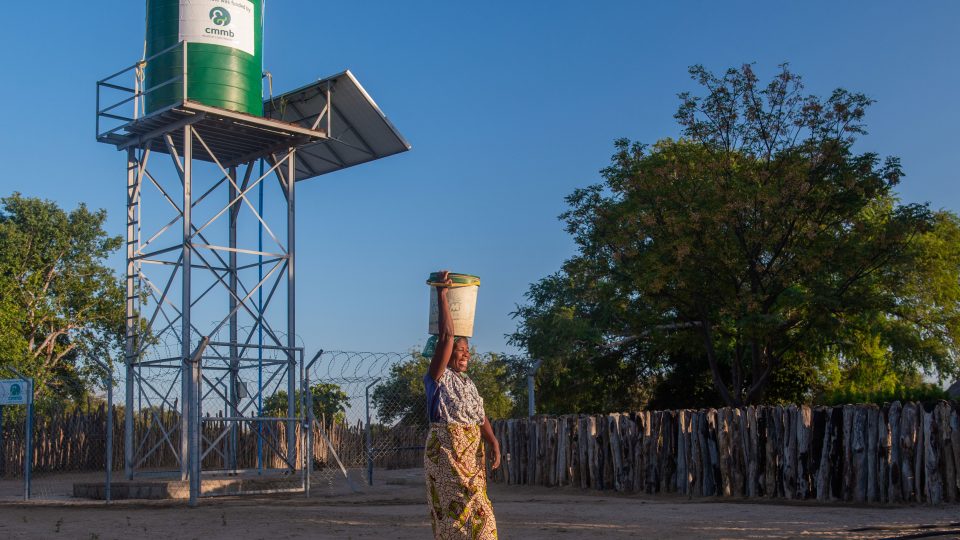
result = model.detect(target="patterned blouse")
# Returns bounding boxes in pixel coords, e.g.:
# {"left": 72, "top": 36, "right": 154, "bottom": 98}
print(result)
{"left": 424, "top": 369, "right": 486, "bottom": 425}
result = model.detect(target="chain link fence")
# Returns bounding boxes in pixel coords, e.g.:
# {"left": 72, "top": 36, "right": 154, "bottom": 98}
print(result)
{"left": 0, "top": 378, "right": 116, "bottom": 502}
{"left": 305, "top": 350, "right": 429, "bottom": 490}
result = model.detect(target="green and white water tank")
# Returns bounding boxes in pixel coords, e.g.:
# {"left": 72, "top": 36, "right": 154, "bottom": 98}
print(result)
{"left": 144, "top": 0, "right": 264, "bottom": 116}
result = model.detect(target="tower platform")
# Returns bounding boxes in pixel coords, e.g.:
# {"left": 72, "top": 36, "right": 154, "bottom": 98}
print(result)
{"left": 97, "top": 69, "right": 410, "bottom": 177}
{"left": 98, "top": 100, "right": 326, "bottom": 168}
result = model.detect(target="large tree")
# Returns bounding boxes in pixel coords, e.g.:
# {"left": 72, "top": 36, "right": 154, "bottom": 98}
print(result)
{"left": 0, "top": 193, "right": 125, "bottom": 407}
{"left": 512, "top": 65, "right": 960, "bottom": 409}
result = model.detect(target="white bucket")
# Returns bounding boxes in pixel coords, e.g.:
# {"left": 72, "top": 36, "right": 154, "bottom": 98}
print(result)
{"left": 427, "top": 273, "right": 480, "bottom": 337}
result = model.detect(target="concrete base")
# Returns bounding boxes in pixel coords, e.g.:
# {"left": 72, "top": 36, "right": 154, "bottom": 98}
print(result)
{"left": 73, "top": 474, "right": 302, "bottom": 500}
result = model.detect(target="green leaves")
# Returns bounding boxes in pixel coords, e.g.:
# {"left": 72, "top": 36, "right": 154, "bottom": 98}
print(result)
{"left": 0, "top": 193, "right": 125, "bottom": 409}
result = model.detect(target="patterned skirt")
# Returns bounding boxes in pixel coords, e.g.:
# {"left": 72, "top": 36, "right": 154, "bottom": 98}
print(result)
{"left": 424, "top": 422, "right": 498, "bottom": 539}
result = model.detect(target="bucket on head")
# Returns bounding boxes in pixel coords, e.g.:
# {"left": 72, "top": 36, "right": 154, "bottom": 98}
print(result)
{"left": 427, "top": 273, "right": 480, "bottom": 338}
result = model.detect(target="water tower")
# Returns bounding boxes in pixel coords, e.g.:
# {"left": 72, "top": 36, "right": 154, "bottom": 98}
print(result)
{"left": 95, "top": 0, "right": 409, "bottom": 503}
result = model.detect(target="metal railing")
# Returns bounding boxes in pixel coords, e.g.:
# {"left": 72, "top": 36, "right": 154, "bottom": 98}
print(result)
{"left": 95, "top": 42, "right": 189, "bottom": 140}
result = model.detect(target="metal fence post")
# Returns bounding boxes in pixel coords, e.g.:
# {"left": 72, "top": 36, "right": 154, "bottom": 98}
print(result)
{"left": 304, "top": 373, "right": 312, "bottom": 497}
{"left": 105, "top": 373, "right": 113, "bottom": 504}
{"left": 364, "top": 378, "right": 380, "bottom": 486}
{"left": 24, "top": 378, "right": 33, "bottom": 500}
{"left": 90, "top": 357, "right": 114, "bottom": 504}
{"left": 188, "top": 337, "right": 209, "bottom": 507}
{"left": 304, "top": 350, "right": 323, "bottom": 498}
{"left": 527, "top": 360, "right": 542, "bottom": 417}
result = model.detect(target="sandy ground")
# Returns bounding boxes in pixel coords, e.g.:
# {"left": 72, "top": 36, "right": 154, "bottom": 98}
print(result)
{"left": 1, "top": 469, "right": 959, "bottom": 539}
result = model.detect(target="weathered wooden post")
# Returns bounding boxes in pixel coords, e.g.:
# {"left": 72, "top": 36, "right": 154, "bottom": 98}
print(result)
{"left": 646, "top": 411, "right": 659, "bottom": 493}
{"left": 950, "top": 405, "right": 960, "bottom": 501}
{"left": 915, "top": 403, "right": 926, "bottom": 502}
{"left": 796, "top": 406, "right": 812, "bottom": 499}
{"left": 866, "top": 405, "right": 879, "bottom": 502}
{"left": 939, "top": 402, "right": 957, "bottom": 502}
{"left": 889, "top": 401, "right": 902, "bottom": 502}
{"left": 746, "top": 407, "right": 759, "bottom": 497}
{"left": 730, "top": 409, "right": 747, "bottom": 497}
{"left": 900, "top": 402, "right": 917, "bottom": 501}
{"left": 587, "top": 415, "right": 600, "bottom": 490}
{"left": 878, "top": 405, "right": 891, "bottom": 503}
{"left": 555, "top": 416, "right": 566, "bottom": 487}
{"left": 619, "top": 414, "right": 635, "bottom": 492}
{"left": 814, "top": 407, "right": 831, "bottom": 501}
{"left": 923, "top": 407, "right": 942, "bottom": 504}
{"left": 675, "top": 411, "right": 687, "bottom": 495}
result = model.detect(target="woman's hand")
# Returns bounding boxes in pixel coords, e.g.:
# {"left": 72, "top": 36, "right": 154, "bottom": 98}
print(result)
{"left": 489, "top": 444, "right": 501, "bottom": 470}
{"left": 436, "top": 270, "right": 454, "bottom": 338}
{"left": 436, "top": 270, "right": 452, "bottom": 296}
{"left": 479, "top": 416, "right": 500, "bottom": 470}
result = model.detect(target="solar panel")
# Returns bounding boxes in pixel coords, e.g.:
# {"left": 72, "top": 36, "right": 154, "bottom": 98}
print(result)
{"left": 263, "top": 70, "right": 411, "bottom": 181}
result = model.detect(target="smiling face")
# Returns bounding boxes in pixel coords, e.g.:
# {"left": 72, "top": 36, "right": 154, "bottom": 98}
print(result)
{"left": 449, "top": 338, "right": 470, "bottom": 372}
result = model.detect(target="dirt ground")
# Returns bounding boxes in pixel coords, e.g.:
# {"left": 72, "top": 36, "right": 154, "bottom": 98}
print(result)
{"left": 1, "top": 469, "right": 958, "bottom": 539}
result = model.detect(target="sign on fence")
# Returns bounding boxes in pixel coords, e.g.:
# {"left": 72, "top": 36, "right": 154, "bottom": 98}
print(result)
{"left": 0, "top": 379, "right": 30, "bottom": 405}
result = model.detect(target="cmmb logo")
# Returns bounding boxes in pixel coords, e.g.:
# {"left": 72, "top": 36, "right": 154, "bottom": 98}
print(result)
{"left": 209, "top": 7, "right": 231, "bottom": 26}
{"left": 206, "top": 6, "right": 235, "bottom": 38}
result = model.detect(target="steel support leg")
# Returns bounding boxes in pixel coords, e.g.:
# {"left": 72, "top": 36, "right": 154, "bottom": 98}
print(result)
{"left": 125, "top": 148, "right": 138, "bottom": 480}
{"left": 228, "top": 166, "right": 239, "bottom": 471}
{"left": 286, "top": 149, "right": 297, "bottom": 470}
{"left": 181, "top": 125, "right": 193, "bottom": 485}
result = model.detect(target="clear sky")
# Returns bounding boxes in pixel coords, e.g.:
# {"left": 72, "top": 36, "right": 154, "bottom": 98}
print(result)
{"left": 1, "top": 1, "right": 958, "bottom": 357}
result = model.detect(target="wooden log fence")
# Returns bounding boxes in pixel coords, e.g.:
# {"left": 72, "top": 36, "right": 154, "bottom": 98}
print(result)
{"left": 489, "top": 401, "right": 960, "bottom": 504}
{"left": 7, "top": 399, "right": 957, "bottom": 505}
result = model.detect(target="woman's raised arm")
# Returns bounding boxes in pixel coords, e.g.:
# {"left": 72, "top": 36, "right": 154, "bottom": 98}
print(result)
{"left": 428, "top": 270, "right": 454, "bottom": 381}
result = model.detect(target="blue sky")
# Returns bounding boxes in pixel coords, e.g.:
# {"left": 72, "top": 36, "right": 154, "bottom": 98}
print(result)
{"left": 1, "top": 1, "right": 958, "bottom": 356}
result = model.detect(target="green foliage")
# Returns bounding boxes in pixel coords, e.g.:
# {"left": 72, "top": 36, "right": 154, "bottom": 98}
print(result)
{"left": 262, "top": 382, "right": 350, "bottom": 423}
{"left": 817, "top": 383, "right": 949, "bottom": 407}
{"left": 371, "top": 349, "right": 513, "bottom": 426}
{"left": 0, "top": 193, "right": 125, "bottom": 409}
{"left": 512, "top": 64, "right": 960, "bottom": 409}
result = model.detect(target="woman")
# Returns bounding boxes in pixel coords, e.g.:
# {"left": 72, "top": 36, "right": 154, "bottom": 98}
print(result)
{"left": 423, "top": 270, "right": 500, "bottom": 539}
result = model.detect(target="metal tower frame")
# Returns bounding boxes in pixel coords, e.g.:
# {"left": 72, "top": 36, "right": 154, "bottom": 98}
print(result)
{"left": 96, "top": 43, "right": 409, "bottom": 504}
{"left": 120, "top": 116, "right": 310, "bottom": 501}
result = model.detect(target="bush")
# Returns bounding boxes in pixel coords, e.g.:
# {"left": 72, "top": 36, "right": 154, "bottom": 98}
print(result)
{"left": 816, "top": 383, "right": 949, "bottom": 407}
